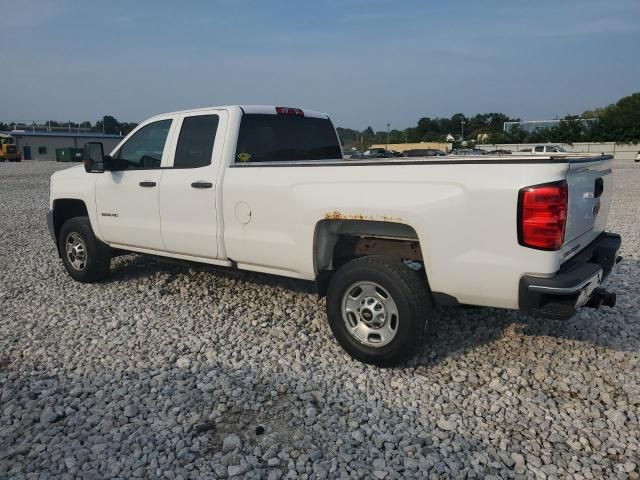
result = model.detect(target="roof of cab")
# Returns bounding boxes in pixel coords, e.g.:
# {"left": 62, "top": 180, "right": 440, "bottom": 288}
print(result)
{"left": 148, "top": 105, "right": 329, "bottom": 120}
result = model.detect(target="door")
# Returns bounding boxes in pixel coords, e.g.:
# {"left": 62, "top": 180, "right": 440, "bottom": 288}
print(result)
{"left": 23, "top": 146, "right": 31, "bottom": 160}
{"left": 95, "top": 118, "right": 174, "bottom": 250}
{"left": 158, "top": 111, "right": 226, "bottom": 258}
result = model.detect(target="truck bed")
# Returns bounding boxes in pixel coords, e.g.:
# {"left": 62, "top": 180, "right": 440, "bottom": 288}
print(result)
{"left": 225, "top": 153, "right": 613, "bottom": 309}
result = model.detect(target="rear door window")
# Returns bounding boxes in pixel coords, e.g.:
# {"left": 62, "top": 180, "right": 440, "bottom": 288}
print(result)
{"left": 534, "top": 146, "right": 544, "bottom": 152}
{"left": 235, "top": 114, "right": 342, "bottom": 163}
{"left": 173, "top": 114, "right": 219, "bottom": 168}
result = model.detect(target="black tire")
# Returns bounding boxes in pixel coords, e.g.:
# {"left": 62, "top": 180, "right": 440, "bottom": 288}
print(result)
{"left": 58, "top": 216, "right": 111, "bottom": 283}
{"left": 326, "top": 255, "right": 430, "bottom": 367}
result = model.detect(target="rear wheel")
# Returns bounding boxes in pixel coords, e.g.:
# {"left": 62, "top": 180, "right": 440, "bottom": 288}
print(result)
{"left": 326, "top": 255, "right": 430, "bottom": 366}
{"left": 58, "top": 217, "right": 111, "bottom": 282}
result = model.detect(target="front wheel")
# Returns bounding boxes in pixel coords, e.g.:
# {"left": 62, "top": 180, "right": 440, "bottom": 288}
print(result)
{"left": 58, "top": 217, "right": 111, "bottom": 282}
{"left": 326, "top": 255, "right": 430, "bottom": 367}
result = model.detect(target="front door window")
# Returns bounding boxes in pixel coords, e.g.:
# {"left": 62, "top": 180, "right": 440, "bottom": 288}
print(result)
{"left": 112, "top": 119, "right": 172, "bottom": 170}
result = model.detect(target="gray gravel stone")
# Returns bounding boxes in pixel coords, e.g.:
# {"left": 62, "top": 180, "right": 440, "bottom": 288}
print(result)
{"left": 39, "top": 407, "right": 57, "bottom": 424}
{"left": 511, "top": 452, "right": 525, "bottom": 466}
{"left": 436, "top": 419, "right": 456, "bottom": 431}
{"left": 1, "top": 161, "right": 639, "bottom": 480}
{"left": 124, "top": 405, "right": 139, "bottom": 417}
{"left": 175, "top": 357, "right": 191, "bottom": 369}
{"left": 227, "top": 464, "right": 247, "bottom": 477}
{"left": 222, "top": 434, "right": 243, "bottom": 453}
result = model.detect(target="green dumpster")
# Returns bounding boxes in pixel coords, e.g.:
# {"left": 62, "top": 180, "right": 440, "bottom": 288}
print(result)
{"left": 55, "top": 147, "right": 84, "bottom": 162}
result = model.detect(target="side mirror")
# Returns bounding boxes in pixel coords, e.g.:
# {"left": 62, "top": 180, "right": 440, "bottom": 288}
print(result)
{"left": 83, "top": 142, "right": 105, "bottom": 173}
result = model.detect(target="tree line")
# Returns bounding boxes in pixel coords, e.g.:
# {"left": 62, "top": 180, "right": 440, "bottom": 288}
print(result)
{"left": 338, "top": 92, "right": 640, "bottom": 148}
{"left": 0, "top": 116, "right": 139, "bottom": 136}
{"left": 2, "top": 92, "right": 638, "bottom": 145}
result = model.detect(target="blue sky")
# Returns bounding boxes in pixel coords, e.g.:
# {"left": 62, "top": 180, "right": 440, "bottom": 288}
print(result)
{"left": 1, "top": 0, "right": 638, "bottom": 130}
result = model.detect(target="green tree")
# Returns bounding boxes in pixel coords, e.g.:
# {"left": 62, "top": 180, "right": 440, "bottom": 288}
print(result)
{"left": 119, "top": 122, "right": 139, "bottom": 135}
{"left": 92, "top": 116, "right": 135, "bottom": 136}
{"left": 597, "top": 93, "right": 640, "bottom": 142}
{"left": 337, "top": 92, "right": 640, "bottom": 148}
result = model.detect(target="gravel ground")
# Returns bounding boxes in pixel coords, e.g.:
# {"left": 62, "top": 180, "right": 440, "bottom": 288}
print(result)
{"left": 1, "top": 161, "right": 638, "bottom": 480}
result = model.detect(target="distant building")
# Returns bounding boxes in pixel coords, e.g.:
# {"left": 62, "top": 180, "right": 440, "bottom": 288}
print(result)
{"left": 9, "top": 130, "right": 123, "bottom": 161}
{"left": 503, "top": 118, "right": 596, "bottom": 134}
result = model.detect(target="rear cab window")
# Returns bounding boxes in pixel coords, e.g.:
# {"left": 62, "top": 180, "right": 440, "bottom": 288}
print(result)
{"left": 235, "top": 114, "right": 342, "bottom": 163}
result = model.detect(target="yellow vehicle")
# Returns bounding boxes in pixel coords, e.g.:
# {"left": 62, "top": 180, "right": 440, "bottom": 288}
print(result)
{"left": 0, "top": 133, "right": 21, "bottom": 162}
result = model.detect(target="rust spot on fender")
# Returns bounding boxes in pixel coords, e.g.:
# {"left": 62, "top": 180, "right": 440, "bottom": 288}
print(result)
{"left": 324, "top": 211, "right": 402, "bottom": 222}
{"left": 324, "top": 210, "right": 371, "bottom": 220}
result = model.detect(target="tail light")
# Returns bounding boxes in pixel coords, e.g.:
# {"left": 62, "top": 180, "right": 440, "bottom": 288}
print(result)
{"left": 275, "top": 106, "right": 304, "bottom": 116}
{"left": 518, "top": 180, "right": 568, "bottom": 250}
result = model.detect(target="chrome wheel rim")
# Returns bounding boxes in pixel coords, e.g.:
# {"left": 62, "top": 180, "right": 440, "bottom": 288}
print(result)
{"left": 65, "top": 232, "right": 87, "bottom": 271}
{"left": 341, "top": 281, "right": 399, "bottom": 347}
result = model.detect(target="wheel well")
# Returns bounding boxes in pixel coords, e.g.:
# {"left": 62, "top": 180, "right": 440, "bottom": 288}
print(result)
{"left": 314, "top": 219, "right": 425, "bottom": 296}
{"left": 52, "top": 199, "right": 89, "bottom": 246}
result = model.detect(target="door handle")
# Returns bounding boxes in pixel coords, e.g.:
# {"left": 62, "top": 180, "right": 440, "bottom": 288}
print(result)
{"left": 191, "top": 181, "right": 213, "bottom": 189}
{"left": 139, "top": 181, "right": 157, "bottom": 187}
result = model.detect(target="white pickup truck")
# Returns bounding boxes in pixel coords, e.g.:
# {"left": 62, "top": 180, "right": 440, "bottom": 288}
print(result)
{"left": 48, "top": 105, "right": 621, "bottom": 366}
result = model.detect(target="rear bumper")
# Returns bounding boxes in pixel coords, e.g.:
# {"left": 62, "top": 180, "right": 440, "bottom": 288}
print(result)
{"left": 519, "top": 232, "right": 621, "bottom": 320}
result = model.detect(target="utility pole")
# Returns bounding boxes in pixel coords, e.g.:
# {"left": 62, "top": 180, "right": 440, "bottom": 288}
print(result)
{"left": 386, "top": 123, "right": 390, "bottom": 151}
{"left": 461, "top": 119, "right": 465, "bottom": 142}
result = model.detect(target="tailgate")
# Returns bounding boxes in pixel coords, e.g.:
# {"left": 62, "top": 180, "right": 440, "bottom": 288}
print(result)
{"left": 562, "top": 157, "right": 613, "bottom": 260}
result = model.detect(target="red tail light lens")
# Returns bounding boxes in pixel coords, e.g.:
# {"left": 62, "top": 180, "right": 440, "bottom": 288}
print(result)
{"left": 275, "top": 106, "right": 304, "bottom": 116}
{"left": 518, "top": 180, "right": 568, "bottom": 250}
